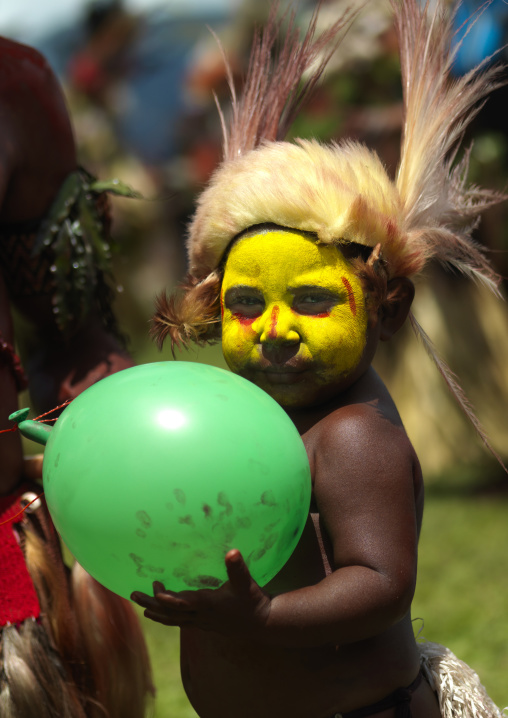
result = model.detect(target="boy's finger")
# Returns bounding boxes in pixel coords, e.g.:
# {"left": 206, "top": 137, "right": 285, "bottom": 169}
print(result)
{"left": 154, "top": 593, "right": 194, "bottom": 611}
{"left": 225, "top": 549, "right": 253, "bottom": 594}
{"left": 131, "top": 592, "right": 158, "bottom": 609}
{"left": 153, "top": 580, "right": 166, "bottom": 594}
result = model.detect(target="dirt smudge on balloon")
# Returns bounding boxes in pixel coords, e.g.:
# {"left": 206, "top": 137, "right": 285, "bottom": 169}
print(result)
{"left": 217, "top": 492, "right": 233, "bottom": 517}
{"left": 173, "top": 565, "right": 222, "bottom": 589}
{"left": 189, "top": 575, "right": 222, "bottom": 588}
{"left": 259, "top": 490, "right": 277, "bottom": 507}
{"left": 129, "top": 553, "right": 165, "bottom": 578}
{"left": 248, "top": 547, "right": 267, "bottom": 562}
{"left": 264, "top": 519, "right": 282, "bottom": 532}
{"left": 263, "top": 533, "right": 278, "bottom": 550}
{"left": 174, "top": 488, "right": 186, "bottom": 505}
{"left": 212, "top": 520, "right": 236, "bottom": 546}
{"left": 236, "top": 516, "right": 252, "bottom": 529}
{"left": 248, "top": 531, "right": 279, "bottom": 563}
{"left": 136, "top": 510, "right": 152, "bottom": 528}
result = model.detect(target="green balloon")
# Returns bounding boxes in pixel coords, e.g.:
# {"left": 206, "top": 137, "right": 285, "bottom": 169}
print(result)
{"left": 41, "top": 362, "right": 311, "bottom": 599}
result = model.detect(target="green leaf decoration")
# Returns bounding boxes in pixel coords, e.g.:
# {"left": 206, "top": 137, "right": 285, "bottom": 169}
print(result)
{"left": 28, "top": 168, "right": 134, "bottom": 337}
{"left": 90, "top": 178, "right": 143, "bottom": 199}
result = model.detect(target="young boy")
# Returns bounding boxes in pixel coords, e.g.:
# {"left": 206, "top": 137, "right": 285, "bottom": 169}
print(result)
{"left": 132, "top": 2, "right": 505, "bottom": 716}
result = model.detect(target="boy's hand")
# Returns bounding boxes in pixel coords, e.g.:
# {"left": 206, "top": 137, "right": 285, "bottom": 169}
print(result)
{"left": 131, "top": 549, "right": 272, "bottom": 638}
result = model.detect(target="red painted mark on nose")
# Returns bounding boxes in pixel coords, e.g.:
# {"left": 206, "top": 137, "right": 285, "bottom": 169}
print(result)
{"left": 341, "top": 277, "right": 356, "bottom": 316}
{"left": 268, "top": 305, "right": 279, "bottom": 339}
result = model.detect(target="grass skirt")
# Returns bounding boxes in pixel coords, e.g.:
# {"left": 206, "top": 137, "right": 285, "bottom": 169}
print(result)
{"left": 419, "top": 641, "right": 506, "bottom": 718}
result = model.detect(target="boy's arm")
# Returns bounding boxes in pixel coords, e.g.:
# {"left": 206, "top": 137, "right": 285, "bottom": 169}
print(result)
{"left": 133, "top": 405, "right": 419, "bottom": 648}
{"left": 265, "top": 405, "right": 419, "bottom": 645}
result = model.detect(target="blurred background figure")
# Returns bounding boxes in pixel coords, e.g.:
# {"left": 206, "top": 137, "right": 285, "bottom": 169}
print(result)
{"left": 0, "top": 34, "right": 154, "bottom": 718}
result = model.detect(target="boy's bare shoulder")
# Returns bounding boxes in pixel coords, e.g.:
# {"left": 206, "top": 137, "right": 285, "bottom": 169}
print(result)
{"left": 308, "top": 366, "right": 410, "bottom": 448}
{"left": 316, "top": 399, "right": 413, "bottom": 462}
{"left": 302, "top": 374, "right": 419, "bottom": 494}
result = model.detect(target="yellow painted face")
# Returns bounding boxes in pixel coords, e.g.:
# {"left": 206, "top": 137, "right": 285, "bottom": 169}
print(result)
{"left": 221, "top": 228, "right": 369, "bottom": 408}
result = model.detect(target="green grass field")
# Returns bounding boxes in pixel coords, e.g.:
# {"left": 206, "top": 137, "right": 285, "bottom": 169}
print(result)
{"left": 139, "top": 484, "right": 508, "bottom": 717}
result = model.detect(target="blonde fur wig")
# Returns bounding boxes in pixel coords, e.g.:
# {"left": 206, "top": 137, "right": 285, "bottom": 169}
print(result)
{"left": 152, "top": 0, "right": 506, "bottom": 455}
{"left": 188, "top": 139, "right": 416, "bottom": 279}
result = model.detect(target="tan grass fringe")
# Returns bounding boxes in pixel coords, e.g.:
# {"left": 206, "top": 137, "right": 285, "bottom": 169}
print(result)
{"left": 419, "top": 641, "right": 507, "bottom": 718}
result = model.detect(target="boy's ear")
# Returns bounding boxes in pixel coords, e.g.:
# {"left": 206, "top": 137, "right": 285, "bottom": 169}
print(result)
{"left": 379, "top": 277, "right": 414, "bottom": 341}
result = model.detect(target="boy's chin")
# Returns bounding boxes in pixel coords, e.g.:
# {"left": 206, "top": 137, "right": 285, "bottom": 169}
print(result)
{"left": 254, "top": 369, "right": 364, "bottom": 411}
{"left": 255, "top": 379, "right": 333, "bottom": 410}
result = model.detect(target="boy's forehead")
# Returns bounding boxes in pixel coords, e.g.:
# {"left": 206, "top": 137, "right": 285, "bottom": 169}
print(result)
{"left": 225, "top": 228, "right": 352, "bottom": 278}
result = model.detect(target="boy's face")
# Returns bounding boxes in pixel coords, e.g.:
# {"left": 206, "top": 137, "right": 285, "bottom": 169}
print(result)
{"left": 221, "top": 228, "right": 371, "bottom": 408}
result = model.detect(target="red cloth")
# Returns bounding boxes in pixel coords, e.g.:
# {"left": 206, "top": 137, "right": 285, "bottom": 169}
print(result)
{"left": 0, "top": 490, "right": 40, "bottom": 627}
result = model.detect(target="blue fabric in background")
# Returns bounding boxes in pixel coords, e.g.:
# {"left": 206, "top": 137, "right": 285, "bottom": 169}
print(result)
{"left": 451, "top": 0, "right": 508, "bottom": 75}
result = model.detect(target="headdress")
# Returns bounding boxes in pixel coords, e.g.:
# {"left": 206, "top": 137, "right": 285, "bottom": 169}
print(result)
{"left": 152, "top": 0, "right": 506, "bottom": 457}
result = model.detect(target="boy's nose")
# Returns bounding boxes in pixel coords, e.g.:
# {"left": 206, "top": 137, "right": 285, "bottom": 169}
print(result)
{"left": 259, "top": 304, "right": 300, "bottom": 345}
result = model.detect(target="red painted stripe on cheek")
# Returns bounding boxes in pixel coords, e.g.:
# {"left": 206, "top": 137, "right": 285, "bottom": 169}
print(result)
{"left": 268, "top": 305, "right": 279, "bottom": 339}
{"left": 232, "top": 313, "right": 257, "bottom": 328}
{"left": 341, "top": 277, "right": 357, "bottom": 316}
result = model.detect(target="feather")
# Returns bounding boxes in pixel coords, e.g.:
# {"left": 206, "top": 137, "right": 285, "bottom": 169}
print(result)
{"left": 151, "top": 271, "right": 222, "bottom": 352}
{"left": 222, "top": 1, "right": 357, "bottom": 161}
{"left": 393, "top": 0, "right": 506, "bottom": 288}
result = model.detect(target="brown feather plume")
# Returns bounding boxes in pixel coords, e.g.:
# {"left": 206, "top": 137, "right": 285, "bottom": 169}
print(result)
{"left": 150, "top": 271, "right": 222, "bottom": 353}
{"left": 219, "top": 1, "right": 357, "bottom": 161}
{"left": 393, "top": 0, "right": 507, "bottom": 467}
{"left": 393, "top": 0, "right": 506, "bottom": 292}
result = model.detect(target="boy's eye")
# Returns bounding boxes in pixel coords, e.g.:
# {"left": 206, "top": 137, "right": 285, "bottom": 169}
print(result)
{"left": 226, "top": 294, "right": 264, "bottom": 318}
{"left": 293, "top": 292, "right": 337, "bottom": 316}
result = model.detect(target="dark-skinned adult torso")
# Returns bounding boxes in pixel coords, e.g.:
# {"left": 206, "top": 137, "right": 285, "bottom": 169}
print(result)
{"left": 0, "top": 37, "right": 132, "bottom": 499}
{"left": 0, "top": 36, "right": 77, "bottom": 496}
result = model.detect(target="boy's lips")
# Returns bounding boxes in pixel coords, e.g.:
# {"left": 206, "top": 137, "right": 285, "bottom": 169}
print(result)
{"left": 249, "top": 361, "right": 312, "bottom": 385}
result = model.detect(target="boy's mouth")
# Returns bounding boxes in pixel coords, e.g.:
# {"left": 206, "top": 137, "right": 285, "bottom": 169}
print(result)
{"left": 262, "top": 367, "right": 308, "bottom": 385}
{"left": 246, "top": 358, "right": 313, "bottom": 385}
